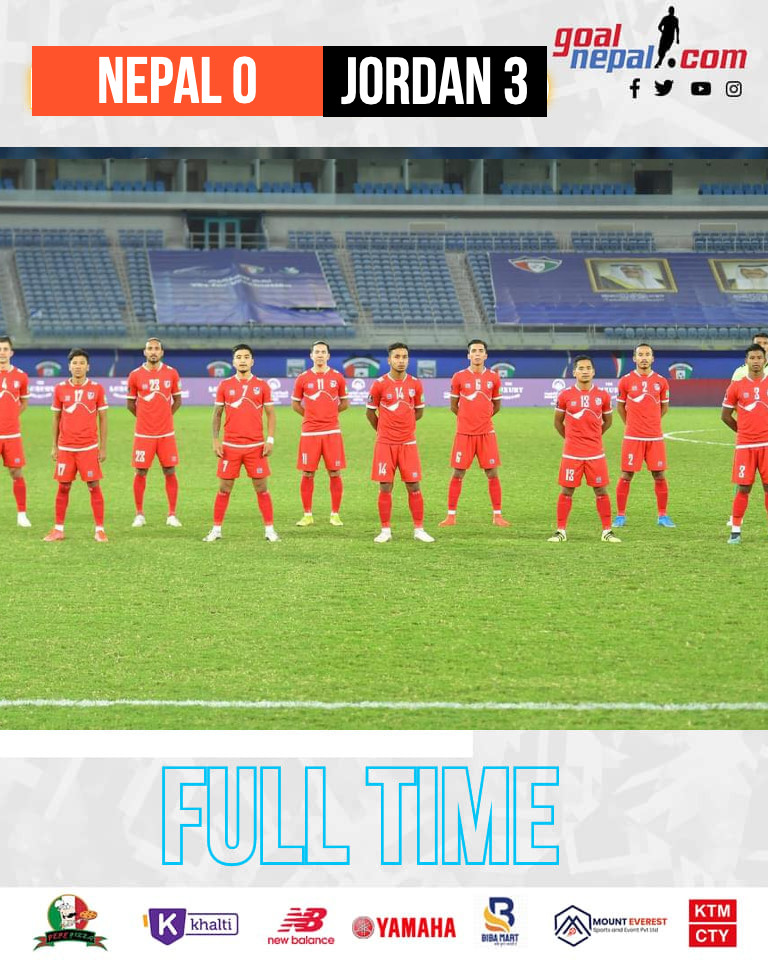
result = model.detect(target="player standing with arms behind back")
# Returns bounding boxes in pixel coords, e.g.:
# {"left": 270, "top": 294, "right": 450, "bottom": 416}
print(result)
{"left": 439, "top": 339, "right": 509, "bottom": 528}
{"left": 292, "top": 340, "right": 348, "bottom": 526}
{"left": 0, "top": 335, "right": 31, "bottom": 526}
{"left": 721, "top": 343, "right": 768, "bottom": 544}
{"left": 43, "top": 348, "right": 108, "bottom": 542}
{"left": 366, "top": 342, "right": 434, "bottom": 543}
{"left": 614, "top": 343, "right": 675, "bottom": 528}
{"left": 548, "top": 354, "right": 620, "bottom": 543}
{"left": 126, "top": 338, "right": 183, "bottom": 528}
{"left": 203, "top": 344, "right": 279, "bottom": 543}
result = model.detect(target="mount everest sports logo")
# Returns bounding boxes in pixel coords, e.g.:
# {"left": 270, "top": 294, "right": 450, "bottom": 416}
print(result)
{"left": 552, "top": 7, "right": 747, "bottom": 73}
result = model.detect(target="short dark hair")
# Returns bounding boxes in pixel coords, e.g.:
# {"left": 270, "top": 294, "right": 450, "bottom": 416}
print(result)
{"left": 746, "top": 344, "right": 766, "bottom": 356}
{"left": 388, "top": 341, "right": 409, "bottom": 354}
{"left": 572, "top": 354, "right": 594, "bottom": 368}
{"left": 311, "top": 340, "right": 330, "bottom": 352}
{"left": 68, "top": 348, "right": 89, "bottom": 362}
{"left": 467, "top": 339, "right": 488, "bottom": 351}
{"left": 634, "top": 342, "right": 653, "bottom": 352}
{"left": 232, "top": 343, "right": 253, "bottom": 357}
{"left": 145, "top": 337, "right": 164, "bottom": 349}
{"left": 0, "top": 335, "right": 12, "bottom": 348}
{"left": 753, "top": 332, "right": 768, "bottom": 341}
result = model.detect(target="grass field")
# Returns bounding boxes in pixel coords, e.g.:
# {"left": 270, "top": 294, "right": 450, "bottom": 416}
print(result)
{"left": 0, "top": 404, "right": 765, "bottom": 730}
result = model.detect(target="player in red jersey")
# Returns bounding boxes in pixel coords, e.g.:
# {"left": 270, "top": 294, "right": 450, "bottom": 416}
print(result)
{"left": 548, "top": 354, "right": 621, "bottom": 543}
{"left": 43, "top": 348, "right": 109, "bottom": 542}
{"left": 614, "top": 342, "right": 675, "bottom": 528}
{"left": 0, "top": 335, "right": 31, "bottom": 527}
{"left": 439, "top": 339, "right": 509, "bottom": 528}
{"left": 366, "top": 342, "right": 434, "bottom": 543}
{"left": 721, "top": 343, "right": 768, "bottom": 544}
{"left": 126, "top": 338, "right": 183, "bottom": 528}
{"left": 203, "top": 343, "right": 279, "bottom": 543}
{"left": 291, "top": 340, "right": 348, "bottom": 527}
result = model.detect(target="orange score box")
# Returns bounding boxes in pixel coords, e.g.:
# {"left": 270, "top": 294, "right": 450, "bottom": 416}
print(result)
{"left": 31, "top": 46, "right": 324, "bottom": 116}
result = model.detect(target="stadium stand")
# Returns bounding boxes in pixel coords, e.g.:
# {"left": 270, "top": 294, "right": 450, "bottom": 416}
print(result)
{"left": 409, "top": 181, "right": 463, "bottom": 195}
{"left": 123, "top": 249, "right": 157, "bottom": 326}
{"left": 353, "top": 182, "right": 407, "bottom": 195}
{"left": 260, "top": 181, "right": 315, "bottom": 194}
{"left": 560, "top": 183, "right": 635, "bottom": 195}
{"left": 203, "top": 180, "right": 258, "bottom": 193}
{"left": 500, "top": 182, "right": 554, "bottom": 195}
{"left": 698, "top": 183, "right": 768, "bottom": 195}
{"left": 693, "top": 231, "right": 768, "bottom": 252}
{"left": 52, "top": 179, "right": 107, "bottom": 191}
{"left": 350, "top": 249, "right": 464, "bottom": 327}
{"left": 112, "top": 180, "right": 166, "bottom": 192}
{"left": 118, "top": 229, "right": 164, "bottom": 249}
{"left": 571, "top": 231, "right": 655, "bottom": 252}
{"left": 288, "top": 230, "right": 337, "bottom": 250}
{"left": 342, "top": 231, "right": 558, "bottom": 252}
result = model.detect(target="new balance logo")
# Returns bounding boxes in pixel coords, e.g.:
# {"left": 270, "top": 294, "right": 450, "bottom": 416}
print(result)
{"left": 278, "top": 908, "right": 327, "bottom": 933}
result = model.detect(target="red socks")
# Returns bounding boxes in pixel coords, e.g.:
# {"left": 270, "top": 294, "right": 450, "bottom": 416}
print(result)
{"left": 165, "top": 474, "right": 179, "bottom": 515}
{"left": 378, "top": 491, "right": 392, "bottom": 527}
{"left": 732, "top": 490, "right": 749, "bottom": 528}
{"left": 55, "top": 483, "right": 71, "bottom": 525}
{"left": 654, "top": 478, "right": 669, "bottom": 515}
{"left": 556, "top": 494, "right": 572, "bottom": 529}
{"left": 89, "top": 485, "right": 105, "bottom": 527}
{"left": 329, "top": 476, "right": 343, "bottom": 513}
{"left": 300, "top": 475, "right": 314, "bottom": 513}
{"left": 213, "top": 490, "right": 230, "bottom": 525}
{"left": 447, "top": 476, "right": 463, "bottom": 513}
{"left": 616, "top": 477, "right": 630, "bottom": 514}
{"left": 595, "top": 494, "right": 613, "bottom": 531}
{"left": 488, "top": 476, "right": 502, "bottom": 513}
{"left": 257, "top": 491, "right": 274, "bottom": 525}
{"left": 12, "top": 477, "right": 26, "bottom": 512}
{"left": 133, "top": 474, "right": 146, "bottom": 513}
{"left": 408, "top": 489, "right": 425, "bottom": 527}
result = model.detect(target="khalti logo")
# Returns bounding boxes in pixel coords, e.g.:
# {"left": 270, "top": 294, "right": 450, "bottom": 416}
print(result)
{"left": 552, "top": 6, "right": 747, "bottom": 74}
{"left": 34, "top": 894, "right": 106, "bottom": 951}
{"left": 554, "top": 905, "right": 592, "bottom": 946}
{"left": 143, "top": 908, "right": 239, "bottom": 945}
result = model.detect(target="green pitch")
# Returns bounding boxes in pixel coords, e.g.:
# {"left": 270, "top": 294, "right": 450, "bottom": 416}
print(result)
{"left": 0, "top": 406, "right": 764, "bottom": 731}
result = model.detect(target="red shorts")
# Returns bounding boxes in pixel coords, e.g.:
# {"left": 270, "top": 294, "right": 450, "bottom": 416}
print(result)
{"left": 621, "top": 438, "right": 667, "bottom": 473}
{"left": 559, "top": 456, "right": 609, "bottom": 488}
{"left": 132, "top": 434, "right": 179, "bottom": 469}
{"left": 55, "top": 447, "right": 102, "bottom": 483}
{"left": 297, "top": 432, "right": 346, "bottom": 472}
{"left": 732, "top": 445, "right": 768, "bottom": 485}
{"left": 371, "top": 441, "right": 422, "bottom": 483}
{"left": 450, "top": 432, "right": 501, "bottom": 470}
{"left": 0, "top": 436, "right": 24, "bottom": 468}
{"left": 217, "top": 443, "right": 271, "bottom": 480}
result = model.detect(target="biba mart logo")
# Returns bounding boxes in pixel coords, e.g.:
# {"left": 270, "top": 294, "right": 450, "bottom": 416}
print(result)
{"left": 552, "top": 7, "right": 747, "bottom": 73}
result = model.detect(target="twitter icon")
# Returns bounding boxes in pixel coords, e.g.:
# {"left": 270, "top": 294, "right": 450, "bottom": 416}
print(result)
{"left": 654, "top": 79, "right": 673, "bottom": 96}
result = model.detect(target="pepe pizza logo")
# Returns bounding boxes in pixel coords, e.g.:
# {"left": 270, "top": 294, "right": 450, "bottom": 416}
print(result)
{"left": 34, "top": 894, "right": 107, "bottom": 951}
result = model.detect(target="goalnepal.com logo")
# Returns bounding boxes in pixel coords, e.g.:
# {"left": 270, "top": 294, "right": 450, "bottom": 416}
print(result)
{"left": 552, "top": 8, "right": 747, "bottom": 74}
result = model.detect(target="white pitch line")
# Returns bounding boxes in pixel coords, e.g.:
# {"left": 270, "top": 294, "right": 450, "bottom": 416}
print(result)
{"left": 664, "top": 429, "right": 731, "bottom": 447}
{"left": 0, "top": 699, "right": 765, "bottom": 712}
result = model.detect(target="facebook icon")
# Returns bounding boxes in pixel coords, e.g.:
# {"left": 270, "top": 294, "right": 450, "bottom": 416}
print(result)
{"left": 145, "top": 908, "right": 186, "bottom": 945}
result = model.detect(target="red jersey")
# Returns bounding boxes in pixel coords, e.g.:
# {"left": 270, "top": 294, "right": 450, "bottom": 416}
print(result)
{"left": 52, "top": 379, "right": 108, "bottom": 450}
{"left": 367, "top": 373, "right": 425, "bottom": 444}
{"left": 723, "top": 376, "right": 768, "bottom": 446}
{"left": 0, "top": 365, "right": 29, "bottom": 438}
{"left": 450, "top": 367, "right": 502, "bottom": 435}
{"left": 292, "top": 367, "right": 347, "bottom": 434}
{"left": 617, "top": 371, "right": 669, "bottom": 440}
{"left": 215, "top": 375, "right": 272, "bottom": 446}
{"left": 126, "top": 362, "right": 181, "bottom": 438}
{"left": 556, "top": 385, "right": 612, "bottom": 458}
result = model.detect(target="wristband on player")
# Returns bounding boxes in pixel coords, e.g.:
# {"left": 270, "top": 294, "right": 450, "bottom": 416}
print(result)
{"left": 267, "top": 436, "right": 275, "bottom": 444}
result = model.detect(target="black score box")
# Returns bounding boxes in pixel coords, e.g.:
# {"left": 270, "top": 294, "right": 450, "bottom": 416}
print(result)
{"left": 322, "top": 46, "right": 547, "bottom": 117}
